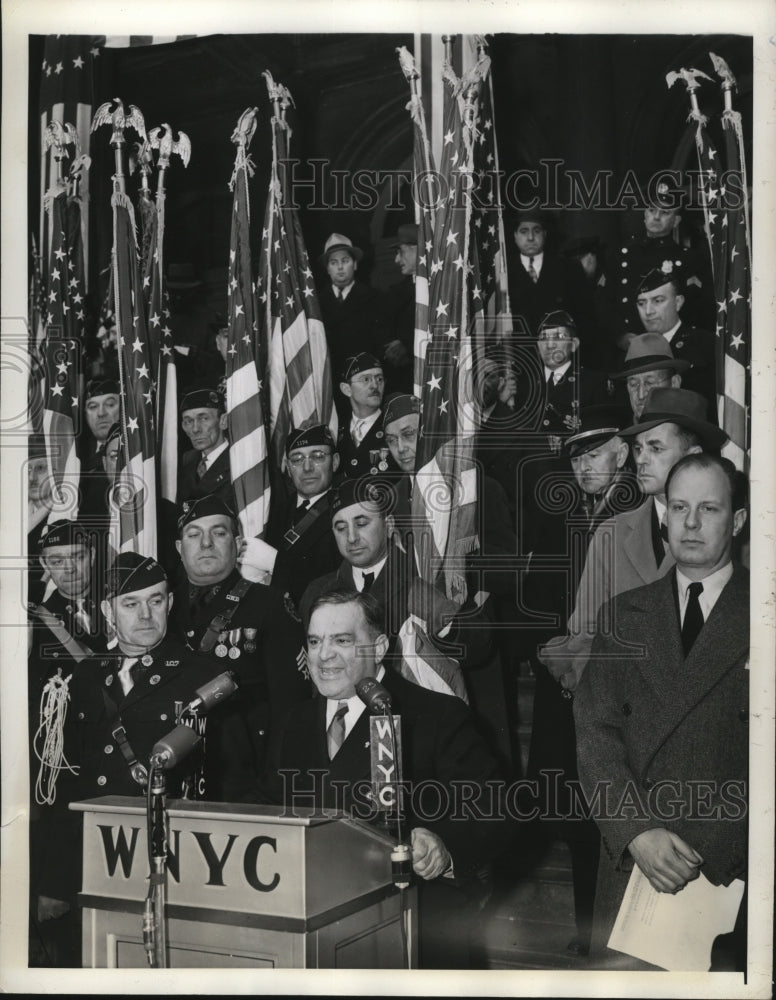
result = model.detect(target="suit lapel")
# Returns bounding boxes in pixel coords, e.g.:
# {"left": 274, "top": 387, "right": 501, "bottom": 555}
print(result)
{"left": 621, "top": 501, "right": 675, "bottom": 586}
{"left": 621, "top": 571, "right": 683, "bottom": 703}
{"left": 328, "top": 707, "right": 371, "bottom": 784}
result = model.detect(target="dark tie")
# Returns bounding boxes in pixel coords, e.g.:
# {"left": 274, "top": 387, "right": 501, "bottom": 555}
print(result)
{"left": 361, "top": 571, "right": 375, "bottom": 592}
{"left": 527, "top": 259, "right": 538, "bottom": 284}
{"left": 651, "top": 506, "right": 667, "bottom": 567}
{"left": 327, "top": 702, "right": 349, "bottom": 759}
{"left": 681, "top": 582, "right": 705, "bottom": 657}
{"left": 293, "top": 500, "right": 311, "bottom": 525}
{"left": 196, "top": 456, "right": 207, "bottom": 480}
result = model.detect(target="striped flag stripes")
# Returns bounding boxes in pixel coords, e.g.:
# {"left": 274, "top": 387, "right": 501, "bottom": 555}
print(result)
{"left": 260, "top": 74, "right": 337, "bottom": 467}
{"left": 110, "top": 191, "right": 158, "bottom": 557}
{"left": 224, "top": 110, "right": 272, "bottom": 539}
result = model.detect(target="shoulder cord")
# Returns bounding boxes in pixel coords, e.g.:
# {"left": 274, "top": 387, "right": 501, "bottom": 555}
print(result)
{"left": 34, "top": 670, "right": 79, "bottom": 806}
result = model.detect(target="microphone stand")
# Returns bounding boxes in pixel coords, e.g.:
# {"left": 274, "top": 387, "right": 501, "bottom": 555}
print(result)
{"left": 144, "top": 762, "right": 169, "bottom": 968}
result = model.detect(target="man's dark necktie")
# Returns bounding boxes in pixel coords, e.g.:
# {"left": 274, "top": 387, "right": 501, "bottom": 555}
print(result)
{"left": 361, "top": 571, "right": 375, "bottom": 592}
{"left": 293, "top": 500, "right": 311, "bottom": 525}
{"left": 196, "top": 456, "right": 207, "bottom": 480}
{"left": 327, "top": 702, "right": 349, "bottom": 759}
{"left": 651, "top": 506, "right": 667, "bottom": 566}
{"left": 527, "top": 259, "right": 539, "bottom": 284}
{"left": 681, "top": 582, "right": 704, "bottom": 657}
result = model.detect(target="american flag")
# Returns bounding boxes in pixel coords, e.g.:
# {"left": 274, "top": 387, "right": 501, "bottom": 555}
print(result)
{"left": 397, "top": 46, "right": 436, "bottom": 399}
{"left": 42, "top": 337, "right": 82, "bottom": 522}
{"left": 260, "top": 74, "right": 337, "bottom": 467}
{"left": 110, "top": 190, "right": 158, "bottom": 556}
{"left": 412, "top": 64, "right": 481, "bottom": 603}
{"left": 470, "top": 40, "right": 511, "bottom": 340}
{"left": 144, "top": 184, "right": 179, "bottom": 516}
{"left": 41, "top": 190, "right": 85, "bottom": 521}
{"left": 38, "top": 36, "right": 98, "bottom": 288}
{"left": 224, "top": 109, "right": 271, "bottom": 539}
{"left": 691, "top": 57, "right": 750, "bottom": 471}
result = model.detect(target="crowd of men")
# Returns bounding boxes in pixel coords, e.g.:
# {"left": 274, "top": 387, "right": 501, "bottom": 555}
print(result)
{"left": 26, "top": 185, "right": 749, "bottom": 971}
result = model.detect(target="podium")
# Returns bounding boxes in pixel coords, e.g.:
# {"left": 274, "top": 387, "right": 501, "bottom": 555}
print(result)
{"left": 71, "top": 796, "right": 417, "bottom": 968}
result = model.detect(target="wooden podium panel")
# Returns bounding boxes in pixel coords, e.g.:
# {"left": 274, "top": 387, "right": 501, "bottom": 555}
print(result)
{"left": 72, "top": 797, "right": 416, "bottom": 969}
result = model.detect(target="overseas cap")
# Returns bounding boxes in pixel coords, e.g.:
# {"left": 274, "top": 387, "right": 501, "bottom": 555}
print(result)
{"left": 105, "top": 552, "right": 167, "bottom": 599}
{"left": 285, "top": 423, "right": 336, "bottom": 455}
{"left": 341, "top": 352, "right": 383, "bottom": 382}
{"left": 39, "top": 519, "right": 91, "bottom": 551}
{"left": 383, "top": 393, "right": 420, "bottom": 429}
{"left": 177, "top": 495, "right": 237, "bottom": 534}
{"left": 179, "top": 387, "right": 225, "bottom": 414}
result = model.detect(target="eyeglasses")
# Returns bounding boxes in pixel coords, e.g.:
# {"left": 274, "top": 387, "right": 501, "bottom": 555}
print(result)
{"left": 626, "top": 375, "right": 671, "bottom": 392}
{"left": 350, "top": 374, "right": 384, "bottom": 386}
{"left": 287, "top": 450, "right": 332, "bottom": 466}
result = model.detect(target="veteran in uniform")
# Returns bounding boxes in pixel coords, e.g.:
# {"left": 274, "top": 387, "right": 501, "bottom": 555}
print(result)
{"left": 170, "top": 495, "right": 312, "bottom": 796}
{"left": 336, "top": 352, "right": 397, "bottom": 479}
{"left": 239, "top": 424, "right": 342, "bottom": 612}
{"left": 177, "top": 386, "right": 235, "bottom": 509}
{"left": 608, "top": 180, "right": 711, "bottom": 337}
{"left": 68, "top": 553, "right": 239, "bottom": 801}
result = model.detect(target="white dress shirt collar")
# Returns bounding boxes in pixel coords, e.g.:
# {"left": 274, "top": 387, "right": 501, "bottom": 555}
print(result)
{"left": 544, "top": 360, "right": 571, "bottom": 384}
{"left": 333, "top": 281, "right": 355, "bottom": 300}
{"left": 521, "top": 251, "right": 543, "bottom": 276}
{"left": 676, "top": 561, "right": 734, "bottom": 624}
{"left": 325, "top": 664, "right": 386, "bottom": 738}
{"left": 662, "top": 320, "right": 682, "bottom": 344}
{"left": 352, "top": 556, "right": 387, "bottom": 591}
{"left": 201, "top": 438, "right": 228, "bottom": 470}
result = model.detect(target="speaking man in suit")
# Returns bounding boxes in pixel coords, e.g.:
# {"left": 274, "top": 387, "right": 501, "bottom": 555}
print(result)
{"left": 177, "top": 387, "right": 235, "bottom": 509}
{"left": 538, "top": 387, "right": 728, "bottom": 691}
{"left": 266, "top": 588, "right": 512, "bottom": 968}
{"left": 574, "top": 453, "right": 749, "bottom": 969}
{"left": 238, "top": 424, "right": 342, "bottom": 612}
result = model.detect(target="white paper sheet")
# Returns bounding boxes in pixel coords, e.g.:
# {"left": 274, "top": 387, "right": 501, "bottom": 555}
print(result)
{"left": 608, "top": 866, "right": 745, "bottom": 971}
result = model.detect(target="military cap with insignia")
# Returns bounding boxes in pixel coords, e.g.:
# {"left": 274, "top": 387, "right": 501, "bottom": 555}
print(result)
{"left": 382, "top": 393, "right": 420, "bottom": 429}
{"left": 537, "top": 310, "right": 578, "bottom": 339}
{"left": 285, "top": 423, "right": 336, "bottom": 455}
{"left": 179, "top": 386, "right": 225, "bottom": 414}
{"left": 331, "top": 476, "right": 395, "bottom": 515}
{"left": 636, "top": 260, "right": 686, "bottom": 296}
{"left": 86, "top": 377, "right": 120, "bottom": 399}
{"left": 564, "top": 404, "right": 629, "bottom": 458}
{"left": 177, "top": 494, "right": 237, "bottom": 534}
{"left": 104, "top": 552, "right": 168, "bottom": 598}
{"left": 340, "top": 352, "right": 383, "bottom": 383}
{"left": 38, "top": 519, "right": 92, "bottom": 551}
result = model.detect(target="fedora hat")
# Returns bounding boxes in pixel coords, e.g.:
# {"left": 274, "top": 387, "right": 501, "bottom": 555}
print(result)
{"left": 389, "top": 223, "right": 419, "bottom": 250}
{"left": 611, "top": 333, "right": 691, "bottom": 380}
{"left": 618, "top": 387, "right": 728, "bottom": 450}
{"left": 319, "top": 233, "right": 364, "bottom": 267}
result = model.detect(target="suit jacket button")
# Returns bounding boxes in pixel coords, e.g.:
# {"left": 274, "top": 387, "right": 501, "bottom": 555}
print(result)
{"left": 738, "top": 708, "right": 748, "bottom": 723}
{"left": 622, "top": 703, "right": 632, "bottom": 716}
{"left": 97, "top": 776, "right": 107, "bottom": 787}
{"left": 77, "top": 712, "right": 85, "bottom": 720}
{"left": 104, "top": 744, "right": 114, "bottom": 754}
{"left": 351, "top": 459, "right": 358, "bottom": 466}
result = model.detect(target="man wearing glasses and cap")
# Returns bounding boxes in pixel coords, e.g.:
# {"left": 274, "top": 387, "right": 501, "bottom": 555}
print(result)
{"left": 239, "top": 424, "right": 342, "bottom": 612}
{"left": 337, "top": 353, "right": 397, "bottom": 479}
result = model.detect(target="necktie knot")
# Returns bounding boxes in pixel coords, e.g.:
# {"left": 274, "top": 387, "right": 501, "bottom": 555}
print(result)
{"left": 361, "top": 571, "right": 375, "bottom": 592}
{"left": 327, "top": 701, "right": 349, "bottom": 759}
{"left": 527, "top": 259, "right": 539, "bottom": 283}
{"left": 293, "top": 499, "right": 311, "bottom": 525}
{"left": 196, "top": 456, "right": 208, "bottom": 479}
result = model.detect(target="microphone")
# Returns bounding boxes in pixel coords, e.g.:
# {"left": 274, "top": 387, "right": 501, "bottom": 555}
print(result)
{"left": 150, "top": 724, "right": 202, "bottom": 769}
{"left": 356, "top": 676, "right": 392, "bottom": 715}
{"left": 182, "top": 671, "right": 238, "bottom": 715}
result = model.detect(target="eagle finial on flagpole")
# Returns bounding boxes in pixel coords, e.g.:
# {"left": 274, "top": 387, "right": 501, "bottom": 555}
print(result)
{"left": 666, "top": 67, "right": 713, "bottom": 124}
{"left": 148, "top": 123, "right": 192, "bottom": 170}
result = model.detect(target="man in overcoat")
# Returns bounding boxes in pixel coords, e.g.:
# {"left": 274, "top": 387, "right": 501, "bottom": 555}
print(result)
{"left": 573, "top": 453, "right": 749, "bottom": 969}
